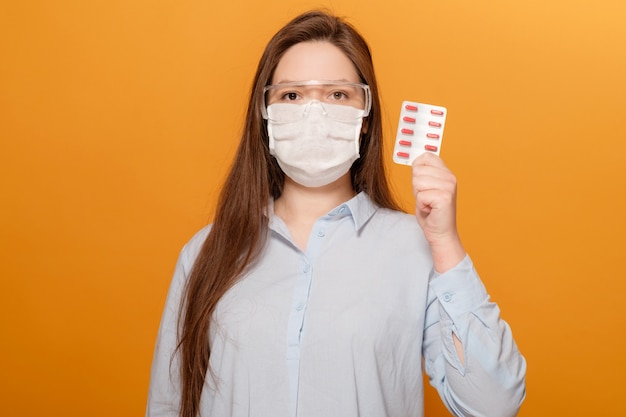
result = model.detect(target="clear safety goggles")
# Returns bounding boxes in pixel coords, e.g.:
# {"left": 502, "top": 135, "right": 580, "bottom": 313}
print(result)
{"left": 261, "top": 80, "right": 371, "bottom": 121}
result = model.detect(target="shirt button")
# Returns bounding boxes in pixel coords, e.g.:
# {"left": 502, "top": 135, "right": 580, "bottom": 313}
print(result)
{"left": 339, "top": 206, "right": 346, "bottom": 213}
{"left": 303, "top": 264, "right": 311, "bottom": 273}
{"left": 443, "top": 293, "right": 453, "bottom": 302}
{"left": 317, "top": 230, "right": 325, "bottom": 237}
{"left": 295, "top": 303, "right": 304, "bottom": 311}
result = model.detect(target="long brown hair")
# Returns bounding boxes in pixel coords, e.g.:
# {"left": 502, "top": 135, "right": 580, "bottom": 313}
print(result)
{"left": 177, "top": 10, "right": 401, "bottom": 417}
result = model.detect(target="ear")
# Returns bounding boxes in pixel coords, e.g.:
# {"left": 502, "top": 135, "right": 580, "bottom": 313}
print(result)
{"left": 361, "top": 117, "right": 369, "bottom": 134}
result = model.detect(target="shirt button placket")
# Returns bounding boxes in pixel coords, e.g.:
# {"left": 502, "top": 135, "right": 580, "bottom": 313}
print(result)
{"left": 295, "top": 262, "right": 312, "bottom": 320}
{"left": 287, "top": 260, "right": 311, "bottom": 360}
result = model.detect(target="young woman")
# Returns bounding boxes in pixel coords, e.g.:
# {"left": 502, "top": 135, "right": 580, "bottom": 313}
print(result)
{"left": 147, "top": 10, "right": 526, "bottom": 417}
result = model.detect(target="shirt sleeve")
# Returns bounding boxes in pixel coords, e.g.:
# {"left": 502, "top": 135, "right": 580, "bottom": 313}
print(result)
{"left": 422, "top": 255, "right": 527, "bottom": 417}
{"left": 145, "top": 242, "right": 195, "bottom": 417}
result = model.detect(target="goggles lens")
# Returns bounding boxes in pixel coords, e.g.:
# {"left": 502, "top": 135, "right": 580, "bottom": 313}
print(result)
{"left": 262, "top": 80, "right": 371, "bottom": 120}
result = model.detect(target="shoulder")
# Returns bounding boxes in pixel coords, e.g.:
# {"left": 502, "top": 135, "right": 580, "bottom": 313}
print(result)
{"left": 178, "top": 224, "right": 213, "bottom": 267}
{"left": 351, "top": 197, "right": 429, "bottom": 252}
{"left": 374, "top": 206, "right": 422, "bottom": 232}
{"left": 352, "top": 193, "right": 420, "bottom": 232}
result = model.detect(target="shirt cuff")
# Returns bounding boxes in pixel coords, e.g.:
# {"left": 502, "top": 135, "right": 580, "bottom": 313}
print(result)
{"left": 428, "top": 254, "right": 489, "bottom": 314}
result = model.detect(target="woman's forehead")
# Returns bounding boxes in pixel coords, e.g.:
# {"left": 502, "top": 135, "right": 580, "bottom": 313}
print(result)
{"left": 272, "top": 41, "right": 360, "bottom": 84}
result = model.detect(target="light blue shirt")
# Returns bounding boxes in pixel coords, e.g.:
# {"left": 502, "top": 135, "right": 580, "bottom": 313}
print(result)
{"left": 147, "top": 192, "right": 526, "bottom": 417}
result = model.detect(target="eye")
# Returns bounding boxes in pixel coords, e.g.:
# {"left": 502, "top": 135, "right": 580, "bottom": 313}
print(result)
{"left": 329, "top": 91, "right": 349, "bottom": 101}
{"left": 281, "top": 92, "right": 300, "bottom": 101}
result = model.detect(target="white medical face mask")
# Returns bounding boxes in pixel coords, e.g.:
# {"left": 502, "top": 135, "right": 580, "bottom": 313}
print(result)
{"left": 266, "top": 100, "right": 364, "bottom": 188}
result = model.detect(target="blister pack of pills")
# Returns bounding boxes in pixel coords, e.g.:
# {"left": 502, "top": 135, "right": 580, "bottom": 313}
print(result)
{"left": 392, "top": 101, "right": 447, "bottom": 165}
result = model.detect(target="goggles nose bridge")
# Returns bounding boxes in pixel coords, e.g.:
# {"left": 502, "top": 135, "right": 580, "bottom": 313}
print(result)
{"left": 302, "top": 100, "right": 328, "bottom": 118}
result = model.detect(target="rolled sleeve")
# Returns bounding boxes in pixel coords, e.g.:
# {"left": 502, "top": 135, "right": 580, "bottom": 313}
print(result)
{"left": 429, "top": 255, "right": 488, "bottom": 315}
{"left": 423, "top": 255, "right": 527, "bottom": 417}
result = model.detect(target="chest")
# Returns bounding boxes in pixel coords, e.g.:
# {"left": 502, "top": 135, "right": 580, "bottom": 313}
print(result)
{"left": 212, "top": 220, "right": 433, "bottom": 351}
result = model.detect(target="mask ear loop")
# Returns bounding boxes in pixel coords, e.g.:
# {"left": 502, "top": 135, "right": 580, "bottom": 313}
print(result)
{"left": 354, "top": 116, "right": 364, "bottom": 156}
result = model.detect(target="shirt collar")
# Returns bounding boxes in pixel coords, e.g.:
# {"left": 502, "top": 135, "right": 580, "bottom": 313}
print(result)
{"left": 267, "top": 191, "right": 378, "bottom": 233}
{"left": 342, "top": 191, "right": 379, "bottom": 231}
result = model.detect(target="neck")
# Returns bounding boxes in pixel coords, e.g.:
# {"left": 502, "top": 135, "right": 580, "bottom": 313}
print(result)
{"left": 276, "top": 174, "right": 356, "bottom": 221}
{"left": 274, "top": 174, "right": 355, "bottom": 250}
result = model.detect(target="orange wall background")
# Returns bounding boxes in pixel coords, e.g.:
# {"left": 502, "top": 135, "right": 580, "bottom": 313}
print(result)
{"left": 1, "top": 0, "right": 625, "bottom": 416}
